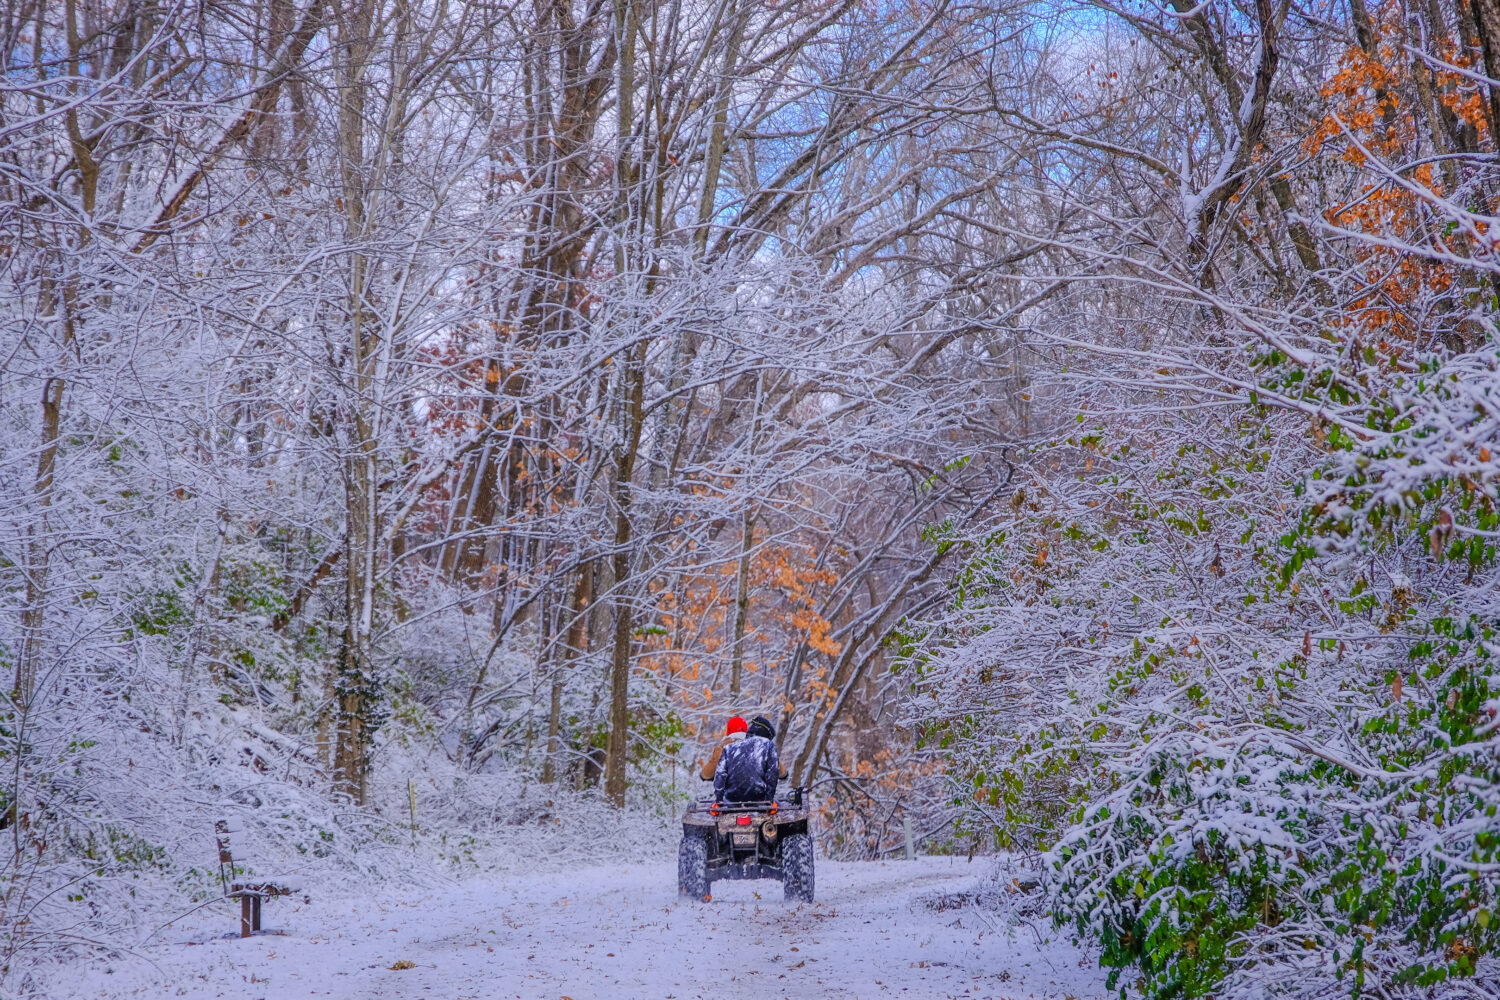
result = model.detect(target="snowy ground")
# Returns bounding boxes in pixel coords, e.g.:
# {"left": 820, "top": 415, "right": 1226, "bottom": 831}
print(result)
{"left": 67, "top": 857, "right": 1108, "bottom": 1000}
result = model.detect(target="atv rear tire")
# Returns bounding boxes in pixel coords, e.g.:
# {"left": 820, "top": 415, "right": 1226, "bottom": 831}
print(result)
{"left": 678, "top": 834, "right": 709, "bottom": 899}
{"left": 782, "top": 832, "right": 815, "bottom": 903}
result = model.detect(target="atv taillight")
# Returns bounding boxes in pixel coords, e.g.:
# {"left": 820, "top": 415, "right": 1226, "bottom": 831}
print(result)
{"left": 736, "top": 815, "right": 753, "bottom": 825}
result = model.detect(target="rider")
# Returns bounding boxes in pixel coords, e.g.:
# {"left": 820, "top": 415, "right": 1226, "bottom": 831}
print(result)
{"left": 699, "top": 716, "right": 748, "bottom": 780}
{"left": 713, "top": 715, "right": 789, "bottom": 802}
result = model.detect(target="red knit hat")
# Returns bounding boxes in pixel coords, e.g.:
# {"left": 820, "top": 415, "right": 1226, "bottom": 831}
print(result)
{"left": 726, "top": 716, "right": 748, "bottom": 735}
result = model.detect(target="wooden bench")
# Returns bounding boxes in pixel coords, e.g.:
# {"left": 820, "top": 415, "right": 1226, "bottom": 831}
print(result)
{"left": 215, "top": 818, "right": 304, "bottom": 937}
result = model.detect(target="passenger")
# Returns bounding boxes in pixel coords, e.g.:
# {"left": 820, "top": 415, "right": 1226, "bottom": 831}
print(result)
{"left": 699, "top": 716, "right": 748, "bottom": 781}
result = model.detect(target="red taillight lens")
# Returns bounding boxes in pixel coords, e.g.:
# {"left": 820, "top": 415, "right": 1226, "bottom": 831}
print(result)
{"left": 736, "top": 815, "right": 753, "bottom": 826}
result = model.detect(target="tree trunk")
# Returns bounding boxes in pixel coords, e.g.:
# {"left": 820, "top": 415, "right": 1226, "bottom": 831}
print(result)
{"left": 17, "top": 0, "right": 97, "bottom": 713}
{"left": 16, "top": 352, "right": 64, "bottom": 712}
{"left": 544, "top": 563, "right": 594, "bottom": 783}
{"left": 729, "top": 506, "right": 754, "bottom": 696}
{"left": 602, "top": 368, "right": 643, "bottom": 805}
{"left": 601, "top": 0, "right": 643, "bottom": 809}
{"left": 332, "top": 0, "right": 379, "bottom": 805}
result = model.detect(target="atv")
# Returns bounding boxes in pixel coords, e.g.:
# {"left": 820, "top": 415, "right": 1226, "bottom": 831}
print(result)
{"left": 678, "top": 786, "right": 814, "bottom": 903}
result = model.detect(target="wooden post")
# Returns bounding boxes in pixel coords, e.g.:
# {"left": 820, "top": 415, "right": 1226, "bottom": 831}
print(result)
{"left": 240, "top": 894, "right": 253, "bottom": 938}
{"left": 252, "top": 895, "right": 262, "bottom": 932}
{"left": 215, "top": 819, "right": 234, "bottom": 891}
{"left": 408, "top": 778, "right": 417, "bottom": 850}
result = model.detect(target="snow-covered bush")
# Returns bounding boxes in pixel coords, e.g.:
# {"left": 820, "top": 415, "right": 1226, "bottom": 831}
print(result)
{"left": 910, "top": 345, "right": 1500, "bottom": 997}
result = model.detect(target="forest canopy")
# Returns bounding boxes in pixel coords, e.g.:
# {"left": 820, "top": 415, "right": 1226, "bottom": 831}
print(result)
{"left": 1, "top": 0, "right": 1497, "bottom": 997}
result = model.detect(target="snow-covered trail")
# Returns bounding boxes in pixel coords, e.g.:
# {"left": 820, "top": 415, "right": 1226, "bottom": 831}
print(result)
{"left": 75, "top": 857, "right": 1107, "bottom": 1000}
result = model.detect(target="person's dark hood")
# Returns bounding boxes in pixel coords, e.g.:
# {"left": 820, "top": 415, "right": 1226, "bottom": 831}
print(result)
{"left": 748, "top": 715, "right": 775, "bottom": 740}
